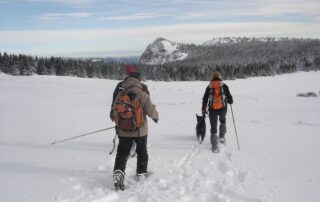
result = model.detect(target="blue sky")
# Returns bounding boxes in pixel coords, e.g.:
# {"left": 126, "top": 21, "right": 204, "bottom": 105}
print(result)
{"left": 0, "top": 0, "right": 320, "bottom": 57}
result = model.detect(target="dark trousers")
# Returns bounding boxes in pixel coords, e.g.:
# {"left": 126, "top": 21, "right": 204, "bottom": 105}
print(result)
{"left": 209, "top": 108, "right": 227, "bottom": 146}
{"left": 113, "top": 136, "right": 148, "bottom": 174}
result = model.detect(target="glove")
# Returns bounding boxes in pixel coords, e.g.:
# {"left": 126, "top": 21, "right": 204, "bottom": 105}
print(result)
{"left": 201, "top": 109, "right": 207, "bottom": 116}
{"left": 109, "top": 109, "right": 114, "bottom": 121}
{"left": 153, "top": 118, "right": 158, "bottom": 123}
{"left": 228, "top": 97, "right": 233, "bottom": 105}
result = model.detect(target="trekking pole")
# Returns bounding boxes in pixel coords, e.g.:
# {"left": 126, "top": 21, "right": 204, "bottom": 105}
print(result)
{"left": 109, "top": 133, "right": 117, "bottom": 155}
{"left": 50, "top": 126, "right": 115, "bottom": 145}
{"left": 230, "top": 104, "right": 240, "bottom": 150}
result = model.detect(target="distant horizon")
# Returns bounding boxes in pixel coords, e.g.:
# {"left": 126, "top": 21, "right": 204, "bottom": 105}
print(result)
{"left": 1, "top": 0, "right": 320, "bottom": 57}
{"left": 0, "top": 50, "right": 142, "bottom": 59}
{"left": 1, "top": 35, "right": 320, "bottom": 58}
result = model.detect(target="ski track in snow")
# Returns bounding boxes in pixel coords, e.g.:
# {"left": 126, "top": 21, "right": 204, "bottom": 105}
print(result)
{"left": 56, "top": 144, "right": 268, "bottom": 202}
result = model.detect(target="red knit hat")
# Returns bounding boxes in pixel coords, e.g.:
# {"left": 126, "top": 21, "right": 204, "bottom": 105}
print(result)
{"left": 125, "top": 64, "right": 136, "bottom": 75}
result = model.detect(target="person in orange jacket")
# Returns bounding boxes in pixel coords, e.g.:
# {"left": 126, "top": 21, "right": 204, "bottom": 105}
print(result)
{"left": 202, "top": 71, "right": 233, "bottom": 152}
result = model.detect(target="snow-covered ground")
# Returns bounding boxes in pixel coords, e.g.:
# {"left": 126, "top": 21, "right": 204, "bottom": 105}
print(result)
{"left": 1, "top": 71, "right": 320, "bottom": 202}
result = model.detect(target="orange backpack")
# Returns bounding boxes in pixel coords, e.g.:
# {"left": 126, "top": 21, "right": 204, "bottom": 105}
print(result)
{"left": 210, "top": 81, "right": 225, "bottom": 109}
{"left": 113, "top": 91, "right": 144, "bottom": 131}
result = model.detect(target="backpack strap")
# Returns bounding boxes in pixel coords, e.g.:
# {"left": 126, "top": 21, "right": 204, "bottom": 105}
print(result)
{"left": 118, "top": 86, "right": 125, "bottom": 92}
{"left": 208, "top": 84, "right": 213, "bottom": 109}
{"left": 221, "top": 83, "right": 227, "bottom": 107}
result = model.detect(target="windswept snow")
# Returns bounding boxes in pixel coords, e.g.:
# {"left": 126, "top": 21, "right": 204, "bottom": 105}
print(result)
{"left": 0, "top": 71, "right": 320, "bottom": 202}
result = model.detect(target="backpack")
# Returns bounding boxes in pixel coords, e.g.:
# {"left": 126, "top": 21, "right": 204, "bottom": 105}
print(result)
{"left": 113, "top": 90, "right": 144, "bottom": 131}
{"left": 209, "top": 80, "right": 226, "bottom": 109}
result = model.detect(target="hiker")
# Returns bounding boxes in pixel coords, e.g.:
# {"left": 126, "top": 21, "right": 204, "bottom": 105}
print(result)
{"left": 110, "top": 65, "right": 159, "bottom": 190}
{"left": 202, "top": 71, "right": 233, "bottom": 152}
{"left": 110, "top": 64, "right": 149, "bottom": 121}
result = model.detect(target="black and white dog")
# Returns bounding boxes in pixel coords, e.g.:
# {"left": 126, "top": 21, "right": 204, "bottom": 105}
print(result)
{"left": 196, "top": 114, "right": 206, "bottom": 144}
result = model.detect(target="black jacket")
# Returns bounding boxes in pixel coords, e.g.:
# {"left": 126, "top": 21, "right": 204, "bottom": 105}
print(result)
{"left": 202, "top": 81, "right": 233, "bottom": 111}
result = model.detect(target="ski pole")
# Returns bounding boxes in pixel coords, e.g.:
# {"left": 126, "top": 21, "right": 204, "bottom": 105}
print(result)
{"left": 230, "top": 104, "right": 240, "bottom": 150}
{"left": 109, "top": 133, "right": 117, "bottom": 155}
{"left": 51, "top": 126, "right": 115, "bottom": 145}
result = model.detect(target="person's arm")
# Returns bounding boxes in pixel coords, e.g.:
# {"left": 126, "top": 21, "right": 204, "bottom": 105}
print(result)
{"left": 224, "top": 84, "right": 233, "bottom": 104}
{"left": 110, "top": 82, "right": 123, "bottom": 121}
{"left": 141, "top": 83, "right": 150, "bottom": 95}
{"left": 142, "top": 93, "right": 159, "bottom": 123}
{"left": 112, "top": 82, "right": 123, "bottom": 104}
{"left": 202, "top": 86, "right": 210, "bottom": 111}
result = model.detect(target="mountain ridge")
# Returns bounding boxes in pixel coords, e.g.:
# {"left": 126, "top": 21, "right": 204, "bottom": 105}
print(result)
{"left": 140, "top": 37, "right": 319, "bottom": 66}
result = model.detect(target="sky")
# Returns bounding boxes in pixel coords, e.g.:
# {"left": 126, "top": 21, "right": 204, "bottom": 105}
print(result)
{"left": 0, "top": 0, "right": 320, "bottom": 57}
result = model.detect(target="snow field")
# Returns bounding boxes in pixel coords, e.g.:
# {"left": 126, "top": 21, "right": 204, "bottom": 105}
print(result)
{"left": 1, "top": 71, "right": 320, "bottom": 202}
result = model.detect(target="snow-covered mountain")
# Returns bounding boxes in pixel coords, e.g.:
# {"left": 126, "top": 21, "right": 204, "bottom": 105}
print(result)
{"left": 140, "top": 37, "right": 188, "bottom": 65}
{"left": 139, "top": 37, "right": 319, "bottom": 71}
{"left": 202, "top": 37, "right": 297, "bottom": 46}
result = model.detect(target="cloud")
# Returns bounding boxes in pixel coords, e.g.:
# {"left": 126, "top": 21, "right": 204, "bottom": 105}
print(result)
{"left": 170, "top": 0, "right": 320, "bottom": 21}
{"left": 98, "top": 12, "right": 173, "bottom": 21}
{"left": 22, "top": 0, "right": 100, "bottom": 7}
{"left": 36, "top": 12, "right": 91, "bottom": 21}
{"left": 34, "top": 10, "right": 173, "bottom": 23}
{"left": 1, "top": 22, "right": 320, "bottom": 43}
{"left": 242, "top": 0, "right": 320, "bottom": 18}
{"left": 4, "top": 0, "right": 320, "bottom": 28}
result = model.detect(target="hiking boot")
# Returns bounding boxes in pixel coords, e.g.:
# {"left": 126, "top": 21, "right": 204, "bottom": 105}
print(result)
{"left": 136, "top": 172, "right": 153, "bottom": 181}
{"left": 197, "top": 136, "right": 204, "bottom": 144}
{"left": 212, "top": 144, "right": 220, "bottom": 153}
{"left": 113, "top": 170, "right": 125, "bottom": 190}
{"left": 218, "top": 137, "right": 226, "bottom": 144}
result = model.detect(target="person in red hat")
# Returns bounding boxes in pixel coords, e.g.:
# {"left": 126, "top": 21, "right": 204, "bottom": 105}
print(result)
{"left": 110, "top": 65, "right": 149, "bottom": 120}
{"left": 124, "top": 64, "right": 136, "bottom": 75}
{"left": 109, "top": 64, "right": 158, "bottom": 190}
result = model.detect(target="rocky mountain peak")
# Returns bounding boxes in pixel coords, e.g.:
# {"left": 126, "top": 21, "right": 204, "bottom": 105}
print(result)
{"left": 140, "top": 37, "right": 188, "bottom": 65}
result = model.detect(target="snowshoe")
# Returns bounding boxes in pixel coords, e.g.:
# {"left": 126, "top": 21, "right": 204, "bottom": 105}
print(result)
{"left": 113, "top": 170, "right": 125, "bottom": 191}
{"left": 218, "top": 137, "right": 226, "bottom": 145}
{"left": 135, "top": 172, "right": 153, "bottom": 181}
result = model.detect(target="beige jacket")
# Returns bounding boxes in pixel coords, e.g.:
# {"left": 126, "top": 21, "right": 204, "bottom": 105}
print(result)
{"left": 113, "top": 77, "right": 158, "bottom": 137}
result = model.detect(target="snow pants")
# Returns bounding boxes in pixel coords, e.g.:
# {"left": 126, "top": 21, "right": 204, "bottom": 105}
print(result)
{"left": 114, "top": 135, "right": 148, "bottom": 175}
{"left": 209, "top": 108, "right": 227, "bottom": 146}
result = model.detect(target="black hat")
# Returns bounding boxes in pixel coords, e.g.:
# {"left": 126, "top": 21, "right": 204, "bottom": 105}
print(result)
{"left": 129, "top": 71, "right": 141, "bottom": 81}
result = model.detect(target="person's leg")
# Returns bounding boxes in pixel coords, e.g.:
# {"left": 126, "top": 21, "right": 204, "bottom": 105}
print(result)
{"left": 209, "top": 110, "right": 219, "bottom": 149}
{"left": 113, "top": 137, "right": 132, "bottom": 190}
{"left": 114, "top": 137, "right": 132, "bottom": 172}
{"left": 218, "top": 109, "right": 227, "bottom": 139}
{"left": 135, "top": 136, "right": 148, "bottom": 174}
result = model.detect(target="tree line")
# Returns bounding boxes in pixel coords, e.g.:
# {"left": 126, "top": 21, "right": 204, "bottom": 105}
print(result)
{"left": 1, "top": 38, "right": 320, "bottom": 81}
{"left": 0, "top": 53, "right": 124, "bottom": 79}
{"left": 139, "top": 38, "right": 320, "bottom": 80}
